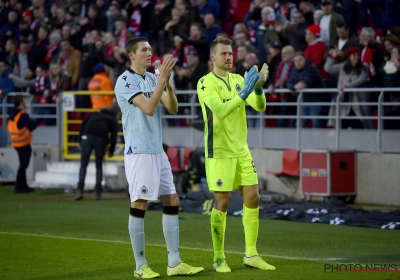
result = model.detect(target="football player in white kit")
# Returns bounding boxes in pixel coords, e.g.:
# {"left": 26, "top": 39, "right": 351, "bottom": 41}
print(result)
{"left": 114, "top": 37, "right": 204, "bottom": 278}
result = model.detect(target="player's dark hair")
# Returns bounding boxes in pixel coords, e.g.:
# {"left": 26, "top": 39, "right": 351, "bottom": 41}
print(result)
{"left": 210, "top": 37, "right": 232, "bottom": 54}
{"left": 13, "top": 95, "right": 25, "bottom": 107}
{"left": 125, "top": 37, "right": 148, "bottom": 54}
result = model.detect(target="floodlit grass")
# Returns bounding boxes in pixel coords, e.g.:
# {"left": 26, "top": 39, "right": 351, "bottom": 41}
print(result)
{"left": 1, "top": 188, "right": 399, "bottom": 280}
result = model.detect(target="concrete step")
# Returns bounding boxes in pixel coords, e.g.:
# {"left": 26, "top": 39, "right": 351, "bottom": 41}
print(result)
{"left": 46, "top": 161, "right": 121, "bottom": 175}
{"left": 34, "top": 171, "right": 101, "bottom": 190}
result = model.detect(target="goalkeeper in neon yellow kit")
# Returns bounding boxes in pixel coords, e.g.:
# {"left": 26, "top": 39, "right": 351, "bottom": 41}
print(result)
{"left": 196, "top": 37, "right": 276, "bottom": 273}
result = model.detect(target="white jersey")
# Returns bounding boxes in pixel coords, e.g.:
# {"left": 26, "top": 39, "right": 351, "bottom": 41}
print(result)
{"left": 115, "top": 68, "right": 163, "bottom": 154}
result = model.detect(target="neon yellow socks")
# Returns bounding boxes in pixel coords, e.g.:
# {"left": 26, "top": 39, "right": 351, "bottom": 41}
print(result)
{"left": 211, "top": 208, "right": 227, "bottom": 261}
{"left": 243, "top": 205, "right": 259, "bottom": 256}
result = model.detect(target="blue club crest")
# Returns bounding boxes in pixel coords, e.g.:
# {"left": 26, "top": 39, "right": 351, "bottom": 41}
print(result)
{"left": 235, "top": 83, "right": 242, "bottom": 92}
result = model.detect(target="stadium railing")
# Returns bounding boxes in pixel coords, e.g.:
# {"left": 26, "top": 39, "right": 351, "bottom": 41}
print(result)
{"left": 2, "top": 88, "right": 400, "bottom": 160}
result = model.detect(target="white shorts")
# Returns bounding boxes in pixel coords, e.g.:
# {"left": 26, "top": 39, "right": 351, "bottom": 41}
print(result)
{"left": 124, "top": 152, "right": 176, "bottom": 202}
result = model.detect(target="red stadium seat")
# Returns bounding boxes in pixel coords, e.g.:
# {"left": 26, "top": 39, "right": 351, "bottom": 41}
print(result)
{"left": 266, "top": 150, "right": 300, "bottom": 196}
{"left": 166, "top": 147, "right": 181, "bottom": 172}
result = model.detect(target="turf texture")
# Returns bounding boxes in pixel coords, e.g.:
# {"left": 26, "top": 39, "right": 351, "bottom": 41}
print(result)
{"left": 0, "top": 188, "right": 399, "bottom": 280}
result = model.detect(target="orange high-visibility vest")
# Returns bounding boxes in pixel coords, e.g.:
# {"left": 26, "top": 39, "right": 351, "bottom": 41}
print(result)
{"left": 7, "top": 110, "right": 33, "bottom": 148}
{"left": 88, "top": 73, "right": 114, "bottom": 109}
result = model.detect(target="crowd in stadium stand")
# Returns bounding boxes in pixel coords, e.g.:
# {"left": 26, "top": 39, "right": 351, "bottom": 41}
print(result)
{"left": 0, "top": 0, "right": 400, "bottom": 129}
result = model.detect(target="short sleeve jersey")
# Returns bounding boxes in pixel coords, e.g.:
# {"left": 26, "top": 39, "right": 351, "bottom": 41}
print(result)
{"left": 197, "top": 72, "right": 249, "bottom": 158}
{"left": 114, "top": 68, "right": 163, "bottom": 154}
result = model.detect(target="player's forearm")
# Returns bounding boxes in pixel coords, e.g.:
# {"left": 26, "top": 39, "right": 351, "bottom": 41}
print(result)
{"left": 206, "top": 95, "right": 244, "bottom": 120}
{"left": 163, "top": 84, "right": 178, "bottom": 114}
{"left": 247, "top": 92, "right": 266, "bottom": 112}
{"left": 145, "top": 77, "right": 168, "bottom": 115}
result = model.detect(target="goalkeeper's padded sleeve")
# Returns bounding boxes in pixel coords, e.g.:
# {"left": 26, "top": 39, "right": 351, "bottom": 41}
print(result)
{"left": 246, "top": 92, "right": 266, "bottom": 112}
{"left": 205, "top": 95, "right": 244, "bottom": 120}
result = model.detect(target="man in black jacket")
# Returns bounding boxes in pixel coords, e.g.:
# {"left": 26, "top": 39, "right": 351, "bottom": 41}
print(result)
{"left": 74, "top": 103, "right": 120, "bottom": 201}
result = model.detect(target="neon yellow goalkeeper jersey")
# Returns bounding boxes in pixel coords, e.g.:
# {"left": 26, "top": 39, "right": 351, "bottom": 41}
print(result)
{"left": 197, "top": 71, "right": 250, "bottom": 159}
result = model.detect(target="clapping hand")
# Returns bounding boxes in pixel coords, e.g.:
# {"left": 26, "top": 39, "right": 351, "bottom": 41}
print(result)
{"left": 239, "top": 66, "right": 259, "bottom": 100}
{"left": 255, "top": 63, "right": 269, "bottom": 89}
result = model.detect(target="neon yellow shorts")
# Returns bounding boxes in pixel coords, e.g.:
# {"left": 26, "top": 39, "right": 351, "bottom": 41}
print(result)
{"left": 205, "top": 151, "right": 258, "bottom": 192}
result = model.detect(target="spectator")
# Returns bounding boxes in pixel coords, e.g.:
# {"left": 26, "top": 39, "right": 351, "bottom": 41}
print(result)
{"left": 31, "top": 64, "right": 54, "bottom": 125}
{"left": 249, "top": 6, "right": 274, "bottom": 64}
{"left": 106, "top": 3, "right": 123, "bottom": 32}
{"left": 48, "top": 62, "right": 71, "bottom": 95}
{"left": 0, "top": 60, "right": 15, "bottom": 112}
{"left": 57, "top": 39, "right": 82, "bottom": 88}
{"left": 79, "top": 4, "right": 107, "bottom": 32}
{"left": 263, "top": 12, "right": 288, "bottom": 49}
{"left": 382, "top": 34, "right": 400, "bottom": 62}
{"left": 360, "top": 27, "right": 383, "bottom": 88}
{"left": 45, "top": 32, "right": 62, "bottom": 66}
{"left": 7, "top": 95, "right": 37, "bottom": 193}
{"left": 165, "top": 2, "right": 197, "bottom": 42}
{"left": 30, "top": 25, "right": 50, "bottom": 69}
{"left": 74, "top": 103, "right": 120, "bottom": 201}
{"left": 269, "top": 45, "right": 296, "bottom": 128}
{"left": 324, "top": 47, "right": 373, "bottom": 129}
{"left": 235, "top": 45, "right": 249, "bottom": 76}
{"left": 318, "top": 0, "right": 345, "bottom": 47}
{"left": 95, "top": 32, "right": 127, "bottom": 83}
{"left": 299, "top": 1, "right": 315, "bottom": 25}
{"left": 330, "top": 23, "right": 360, "bottom": 64}
{"left": 0, "top": 10, "right": 20, "bottom": 41}
{"left": 313, "top": 9, "right": 323, "bottom": 25}
{"left": 286, "top": 51, "right": 327, "bottom": 128}
{"left": 285, "top": 11, "right": 308, "bottom": 51}
{"left": 180, "top": 22, "right": 209, "bottom": 64}
{"left": 278, "top": 0, "right": 298, "bottom": 25}
{"left": 88, "top": 63, "right": 114, "bottom": 109}
{"left": 16, "top": 40, "right": 31, "bottom": 79}
{"left": 8, "top": 65, "right": 35, "bottom": 93}
{"left": 114, "top": 16, "right": 134, "bottom": 49}
{"left": 61, "top": 23, "right": 82, "bottom": 52}
{"left": 126, "top": 0, "right": 154, "bottom": 40}
{"left": 233, "top": 31, "right": 258, "bottom": 64}
{"left": 174, "top": 46, "right": 208, "bottom": 90}
{"left": 78, "top": 30, "right": 100, "bottom": 108}
{"left": 203, "top": 13, "right": 222, "bottom": 46}
{"left": 382, "top": 46, "right": 400, "bottom": 129}
{"left": 196, "top": 0, "right": 219, "bottom": 20}
{"left": 304, "top": 24, "right": 328, "bottom": 80}
{"left": 4, "top": 38, "right": 18, "bottom": 70}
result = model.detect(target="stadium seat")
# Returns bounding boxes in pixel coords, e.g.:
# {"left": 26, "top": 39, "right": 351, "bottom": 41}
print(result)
{"left": 166, "top": 146, "right": 181, "bottom": 172}
{"left": 266, "top": 150, "right": 300, "bottom": 197}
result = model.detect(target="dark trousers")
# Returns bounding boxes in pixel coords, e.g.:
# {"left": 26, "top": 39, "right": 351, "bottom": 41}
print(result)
{"left": 77, "top": 135, "right": 107, "bottom": 192}
{"left": 15, "top": 145, "right": 32, "bottom": 191}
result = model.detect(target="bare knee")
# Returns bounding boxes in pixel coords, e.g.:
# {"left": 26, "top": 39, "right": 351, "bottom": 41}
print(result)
{"left": 242, "top": 186, "right": 260, "bottom": 208}
{"left": 131, "top": 199, "right": 148, "bottom": 210}
{"left": 161, "top": 193, "right": 180, "bottom": 207}
{"left": 214, "top": 192, "right": 232, "bottom": 212}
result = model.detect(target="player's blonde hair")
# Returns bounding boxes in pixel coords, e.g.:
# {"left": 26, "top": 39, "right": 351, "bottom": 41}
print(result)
{"left": 210, "top": 38, "right": 232, "bottom": 54}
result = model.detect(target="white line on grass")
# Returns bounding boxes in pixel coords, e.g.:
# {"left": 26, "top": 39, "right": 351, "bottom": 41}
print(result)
{"left": 0, "top": 231, "right": 344, "bottom": 262}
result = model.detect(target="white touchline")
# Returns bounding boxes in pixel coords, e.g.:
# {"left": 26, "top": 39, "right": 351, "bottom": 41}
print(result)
{"left": 0, "top": 231, "right": 345, "bottom": 262}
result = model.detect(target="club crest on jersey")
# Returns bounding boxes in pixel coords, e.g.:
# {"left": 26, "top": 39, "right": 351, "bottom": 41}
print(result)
{"left": 235, "top": 83, "right": 242, "bottom": 92}
{"left": 216, "top": 179, "right": 223, "bottom": 187}
{"left": 149, "top": 78, "right": 156, "bottom": 87}
{"left": 141, "top": 186, "right": 148, "bottom": 194}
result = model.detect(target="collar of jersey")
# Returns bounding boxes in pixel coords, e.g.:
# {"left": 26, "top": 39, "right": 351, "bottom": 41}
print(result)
{"left": 212, "top": 71, "right": 231, "bottom": 91}
{"left": 126, "top": 67, "right": 146, "bottom": 80}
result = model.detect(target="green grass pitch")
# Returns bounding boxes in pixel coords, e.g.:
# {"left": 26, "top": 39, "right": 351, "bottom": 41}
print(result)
{"left": 1, "top": 188, "right": 399, "bottom": 280}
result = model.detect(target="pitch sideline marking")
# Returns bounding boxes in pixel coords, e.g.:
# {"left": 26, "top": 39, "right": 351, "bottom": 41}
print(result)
{"left": 0, "top": 231, "right": 344, "bottom": 262}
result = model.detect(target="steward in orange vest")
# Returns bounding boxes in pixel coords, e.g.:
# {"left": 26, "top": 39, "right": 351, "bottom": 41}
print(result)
{"left": 7, "top": 95, "right": 37, "bottom": 193}
{"left": 88, "top": 63, "right": 114, "bottom": 109}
